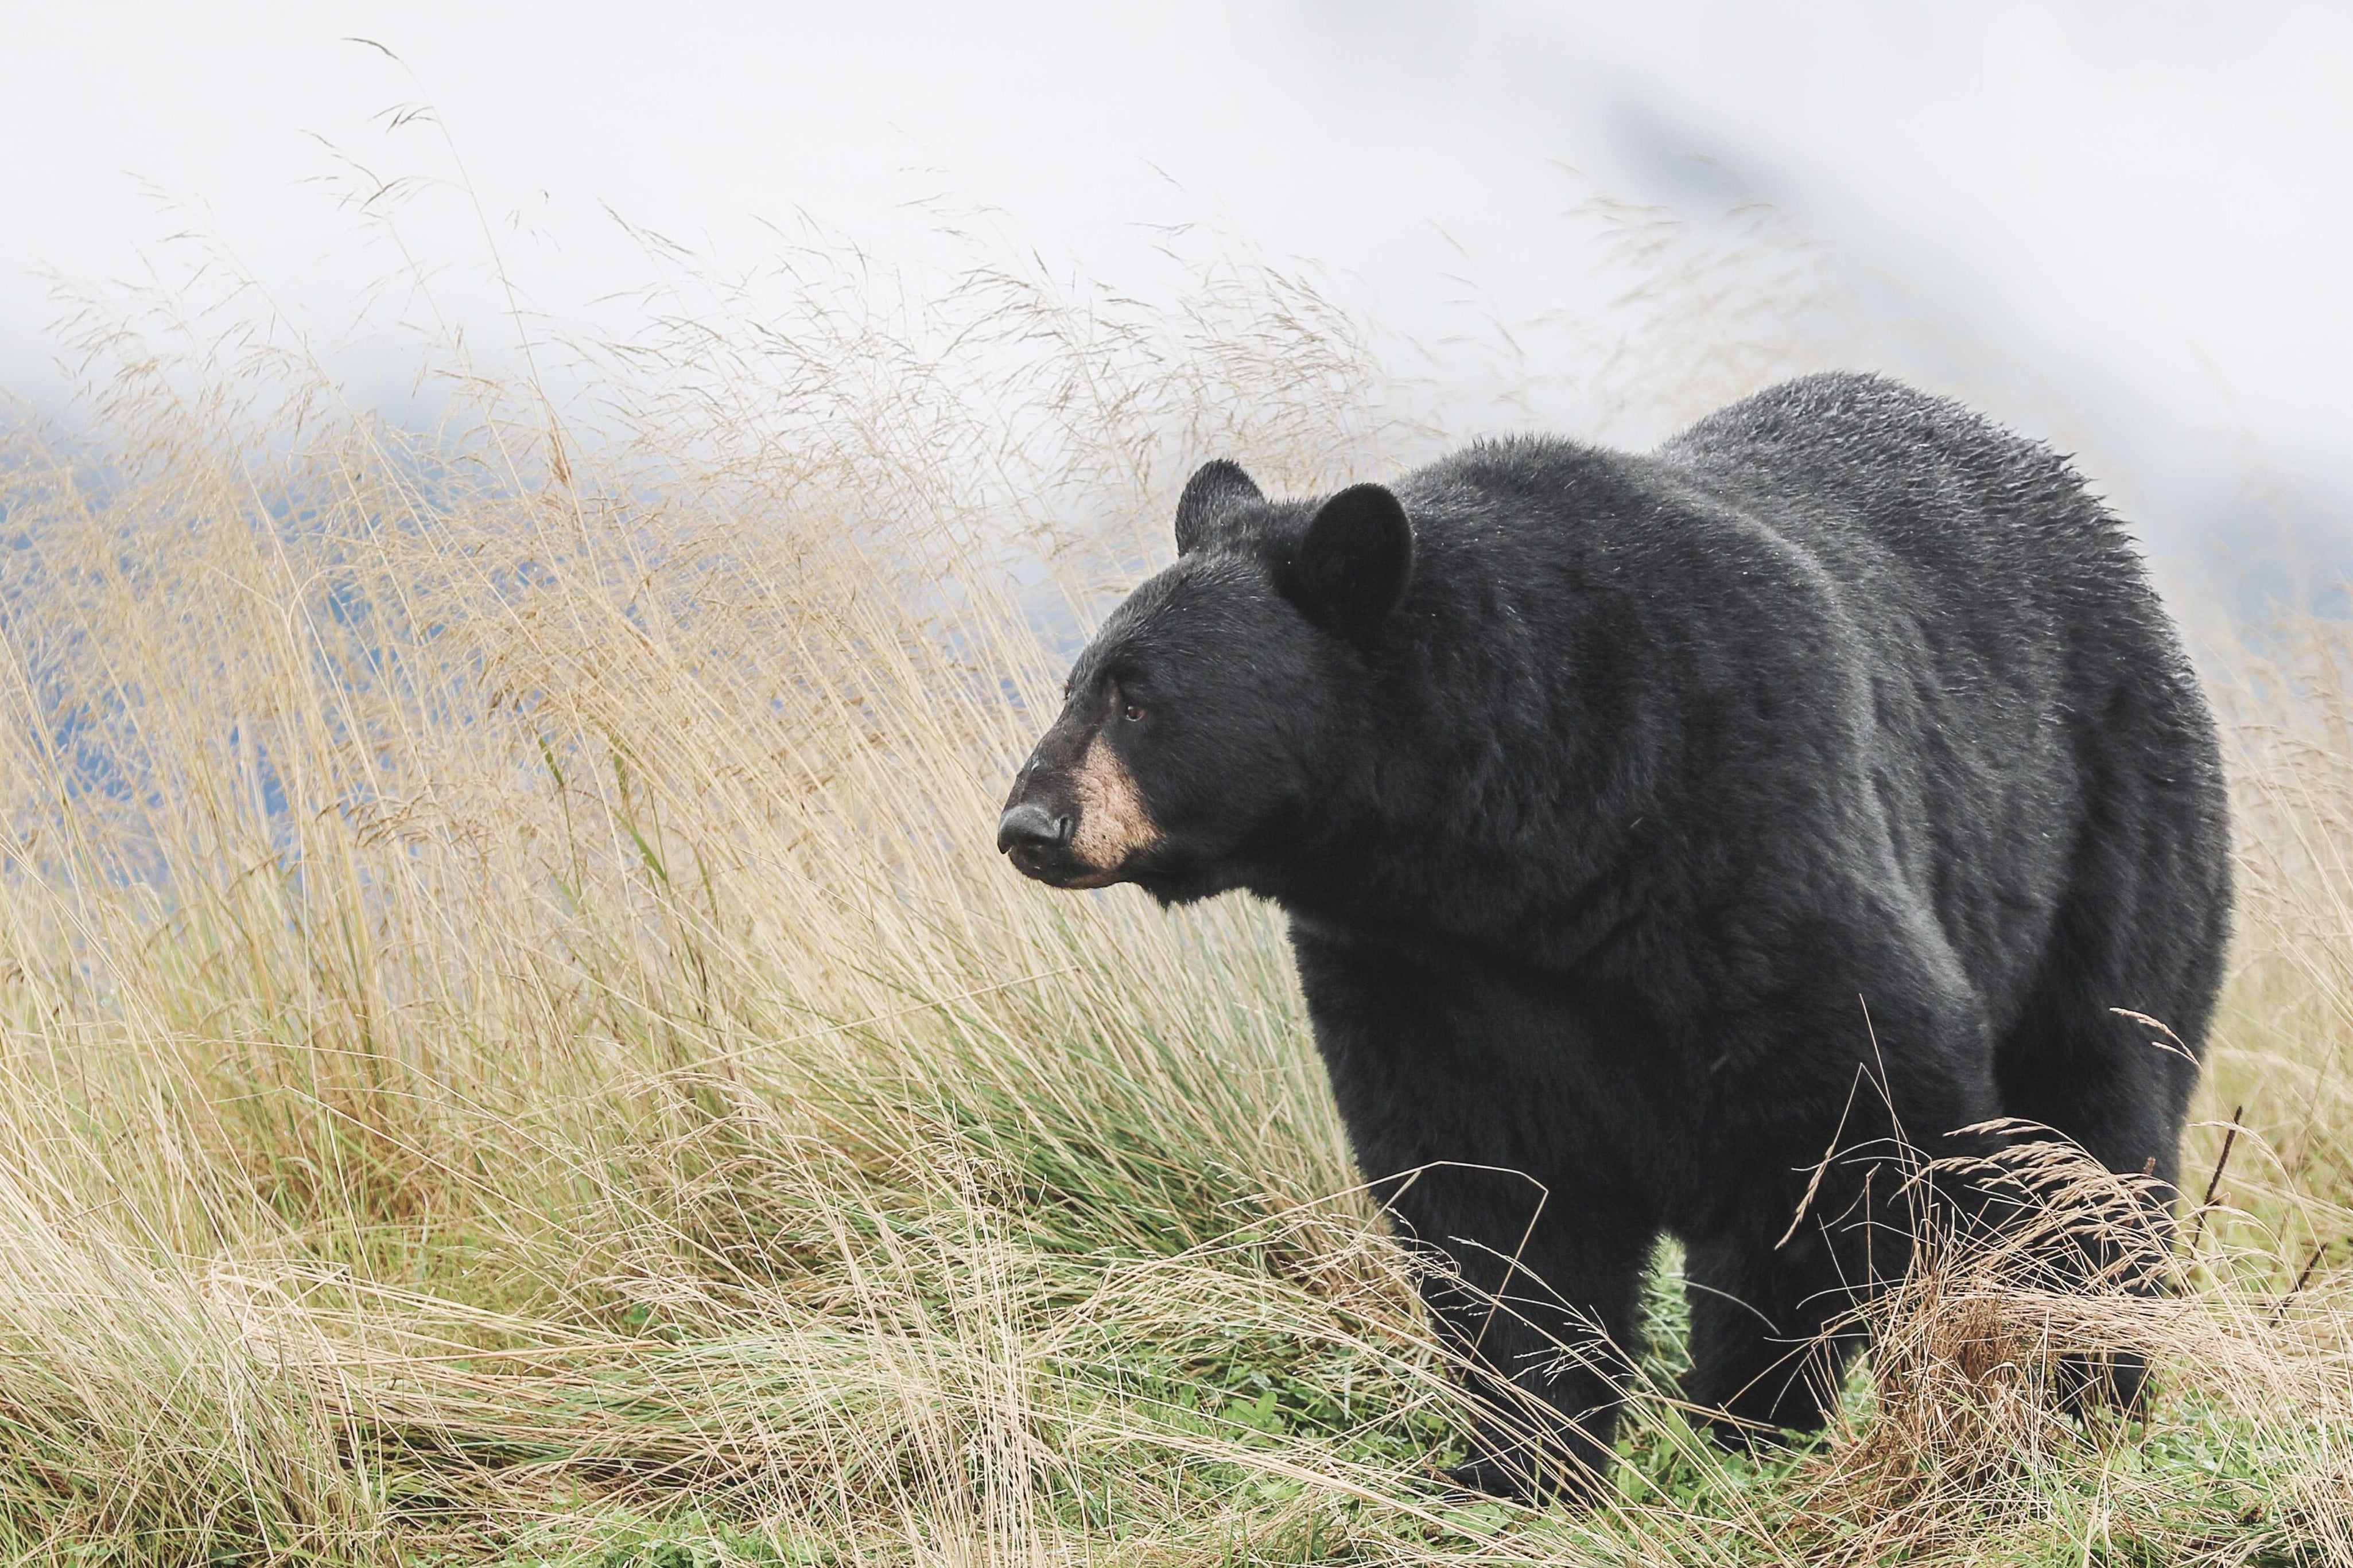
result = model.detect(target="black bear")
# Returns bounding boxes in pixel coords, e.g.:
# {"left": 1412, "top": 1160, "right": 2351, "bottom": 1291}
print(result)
{"left": 996, "top": 372, "right": 2231, "bottom": 1501}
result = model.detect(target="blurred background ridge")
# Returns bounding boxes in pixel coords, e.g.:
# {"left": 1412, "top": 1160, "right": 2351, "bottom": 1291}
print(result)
{"left": 5, "top": 1, "right": 2348, "bottom": 622}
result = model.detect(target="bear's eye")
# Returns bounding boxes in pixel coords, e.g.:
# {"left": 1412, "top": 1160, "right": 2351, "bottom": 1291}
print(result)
{"left": 1122, "top": 701, "right": 1146, "bottom": 723}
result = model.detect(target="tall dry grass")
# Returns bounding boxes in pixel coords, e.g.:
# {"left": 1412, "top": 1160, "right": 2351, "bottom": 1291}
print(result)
{"left": 0, "top": 216, "right": 2346, "bottom": 1565}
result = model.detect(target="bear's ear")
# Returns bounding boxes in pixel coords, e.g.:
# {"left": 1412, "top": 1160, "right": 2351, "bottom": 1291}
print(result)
{"left": 1174, "top": 459, "right": 1263, "bottom": 554}
{"left": 1286, "top": 483, "right": 1414, "bottom": 642}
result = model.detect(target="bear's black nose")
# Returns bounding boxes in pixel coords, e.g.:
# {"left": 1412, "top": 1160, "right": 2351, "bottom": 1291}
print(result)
{"left": 996, "top": 801, "right": 1071, "bottom": 854}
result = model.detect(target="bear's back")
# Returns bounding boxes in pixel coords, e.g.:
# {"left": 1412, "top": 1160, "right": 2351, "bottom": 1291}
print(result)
{"left": 1379, "top": 373, "right": 2217, "bottom": 1028}
{"left": 1663, "top": 374, "right": 2219, "bottom": 1019}
{"left": 1653, "top": 372, "right": 2161, "bottom": 658}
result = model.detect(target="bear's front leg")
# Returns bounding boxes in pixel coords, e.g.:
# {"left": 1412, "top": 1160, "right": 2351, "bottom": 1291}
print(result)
{"left": 1681, "top": 910, "right": 2007, "bottom": 1445}
{"left": 1382, "top": 1164, "right": 1654, "bottom": 1503}
{"left": 1291, "top": 927, "right": 1654, "bottom": 1504}
{"left": 1682, "top": 1217, "right": 1870, "bottom": 1443}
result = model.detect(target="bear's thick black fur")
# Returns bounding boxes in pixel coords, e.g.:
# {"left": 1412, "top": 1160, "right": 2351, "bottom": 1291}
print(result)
{"left": 998, "top": 372, "right": 2231, "bottom": 1503}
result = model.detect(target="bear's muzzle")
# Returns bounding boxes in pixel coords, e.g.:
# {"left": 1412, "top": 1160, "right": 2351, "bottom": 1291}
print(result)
{"left": 999, "top": 731, "right": 1160, "bottom": 888}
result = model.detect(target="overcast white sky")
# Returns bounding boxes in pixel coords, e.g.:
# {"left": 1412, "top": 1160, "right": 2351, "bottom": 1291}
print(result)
{"left": 5, "top": 2, "right": 2348, "bottom": 595}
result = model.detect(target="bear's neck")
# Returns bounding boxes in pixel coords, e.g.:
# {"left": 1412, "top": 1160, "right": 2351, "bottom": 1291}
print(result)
{"left": 1250, "top": 622, "right": 1682, "bottom": 979}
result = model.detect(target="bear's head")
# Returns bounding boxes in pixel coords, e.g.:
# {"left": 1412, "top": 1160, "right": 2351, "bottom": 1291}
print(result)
{"left": 997, "top": 459, "right": 1415, "bottom": 905}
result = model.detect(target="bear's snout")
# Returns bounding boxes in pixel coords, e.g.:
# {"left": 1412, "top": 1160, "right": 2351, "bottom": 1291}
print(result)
{"left": 999, "top": 730, "right": 1163, "bottom": 888}
{"left": 997, "top": 750, "right": 1099, "bottom": 887}
{"left": 996, "top": 800, "right": 1070, "bottom": 855}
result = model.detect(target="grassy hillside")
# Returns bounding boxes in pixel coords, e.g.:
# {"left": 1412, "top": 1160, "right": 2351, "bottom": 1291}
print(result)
{"left": 0, "top": 244, "right": 2347, "bottom": 1566}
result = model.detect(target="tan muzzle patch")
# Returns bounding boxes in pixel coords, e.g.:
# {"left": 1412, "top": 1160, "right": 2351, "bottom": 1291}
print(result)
{"left": 1068, "top": 731, "right": 1162, "bottom": 877}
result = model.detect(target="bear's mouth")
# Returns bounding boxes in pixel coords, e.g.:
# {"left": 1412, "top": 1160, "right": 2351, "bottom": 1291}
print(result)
{"left": 1003, "top": 837, "right": 1123, "bottom": 890}
{"left": 996, "top": 804, "right": 1123, "bottom": 889}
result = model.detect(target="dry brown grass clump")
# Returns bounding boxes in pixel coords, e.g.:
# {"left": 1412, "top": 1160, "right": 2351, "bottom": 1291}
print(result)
{"left": 1774, "top": 1139, "right": 2353, "bottom": 1563}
